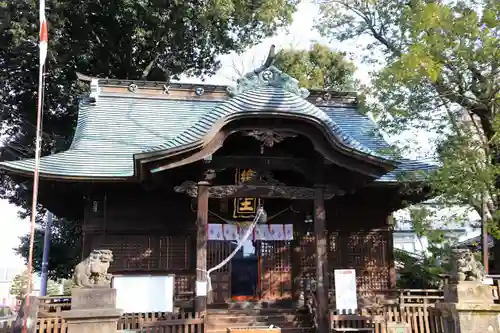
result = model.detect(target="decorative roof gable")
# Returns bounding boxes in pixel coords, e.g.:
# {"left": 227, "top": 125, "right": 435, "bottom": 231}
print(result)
{"left": 227, "top": 65, "right": 310, "bottom": 99}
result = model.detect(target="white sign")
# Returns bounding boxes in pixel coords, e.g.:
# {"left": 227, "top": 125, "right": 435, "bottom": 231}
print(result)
{"left": 334, "top": 269, "right": 357, "bottom": 314}
{"left": 196, "top": 281, "right": 208, "bottom": 296}
{"left": 113, "top": 275, "right": 174, "bottom": 313}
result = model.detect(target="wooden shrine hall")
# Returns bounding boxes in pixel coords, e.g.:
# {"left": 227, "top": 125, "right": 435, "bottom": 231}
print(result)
{"left": 0, "top": 55, "right": 435, "bottom": 328}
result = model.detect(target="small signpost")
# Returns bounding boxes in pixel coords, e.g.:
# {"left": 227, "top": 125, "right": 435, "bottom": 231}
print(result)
{"left": 334, "top": 269, "right": 357, "bottom": 314}
{"left": 13, "top": 296, "right": 39, "bottom": 333}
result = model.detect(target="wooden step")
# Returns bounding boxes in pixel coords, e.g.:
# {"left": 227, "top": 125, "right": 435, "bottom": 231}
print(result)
{"left": 207, "top": 319, "right": 310, "bottom": 329}
{"left": 207, "top": 327, "right": 316, "bottom": 333}
{"left": 206, "top": 302, "right": 315, "bottom": 333}
{"left": 207, "top": 307, "right": 308, "bottom": 316}
{"left": 207, "top": 312, "right": 313, "bottom": 330}
{"left": 207, "top": 313, "right": 311, "bottom": 320}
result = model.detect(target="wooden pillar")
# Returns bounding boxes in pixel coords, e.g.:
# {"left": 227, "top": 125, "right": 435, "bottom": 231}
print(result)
{"left": 291, "top": 238, "right": 302, "bottom": 306}
{"left": 314, "top": 185, "right": 329, "bottom": 333}
{"left": 195, "top": 181, "right": 210, "bottom": 314}
{"left": 386, "top": 229, "right": 397, "bottom": 289}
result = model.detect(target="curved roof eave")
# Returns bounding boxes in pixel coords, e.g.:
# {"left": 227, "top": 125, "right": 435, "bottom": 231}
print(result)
{"left": 0, "top": 150, "right": 135, "bottom": 182}
{"left": 134, "top": 87, "right": 398, "bottom": 170}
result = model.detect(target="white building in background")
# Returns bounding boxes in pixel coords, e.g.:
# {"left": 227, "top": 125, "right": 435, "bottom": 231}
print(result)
{"left": 0, "top": 266, "right": 42, "bottom": 308}
{"left": 392, "top": 204, "right": 480, "bottom": 256}
{"left": 393, "top": 227, "right": 470, "bottom": 255}
{"left": 0, "top": 266, "right": 23, "bottom": 307}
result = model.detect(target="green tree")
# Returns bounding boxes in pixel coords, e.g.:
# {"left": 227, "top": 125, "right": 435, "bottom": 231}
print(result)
{"left": 316, "top": 0, "right": 499, "bottom": 258}
{"left": 1, "top": 0, "right": 299, "bottom": 278}
{"left": 15, "top": 218, "right": 82, "bottom": 279}
{"left": 394, "top": 206, "right": 457, "bottom": 288}
{"left": 46, "top": 280, "right": 62, "bottom": 296}
{"left": 274, "top": 42, "right": 358, "bottom": 90}
{"left": 9, "top": 270, "right": 32, "bottom": 299}
{"left": 395, "top": 250, "right": 442, "bottom": 289}
{"left": 62, "top": 279, "right": 75, "bottom": 296}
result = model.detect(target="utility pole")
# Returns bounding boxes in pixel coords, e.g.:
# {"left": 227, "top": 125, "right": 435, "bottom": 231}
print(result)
{"left": 481, "top": 195, "right": 489, "bottom": 274}
{"left": 39, "top": 212, "right": 53, "bottom": 296}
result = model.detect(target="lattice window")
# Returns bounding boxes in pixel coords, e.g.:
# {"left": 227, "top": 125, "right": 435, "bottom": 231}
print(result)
{"left": 357, "top": 268, "right": 389, "bottom": 292}
{"left": 342, "top": 231, "right": 390, "bottom": 293}
{"left": 159, "top": 236, "right": 191, "bottom": 270}
{"left": 299, "top": 235, "right": 316, "bottom": 275}
{"left": 93, "top": 235, "right": 158, "bottom": 271}
{"left": 259, "top": 241, "right": 292, "bottom": 300}
{"left": 346, "top": 232, "right": 388, "bottom": 269}
{"left": 328, "top": 232, "right": 342, "bottom": 267}
{"left": 175, "top": 274, "right": 195, "bottom": 293}
{"left": 207, "top": 240, "right": 232, "bottom": 272}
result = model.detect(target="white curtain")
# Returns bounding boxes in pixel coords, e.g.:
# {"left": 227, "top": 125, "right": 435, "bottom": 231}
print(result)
{"left": 207, "top": 224, "right": 293, "bottom": 240}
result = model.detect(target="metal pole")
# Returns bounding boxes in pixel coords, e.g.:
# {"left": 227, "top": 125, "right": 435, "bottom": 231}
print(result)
{"left": 481, "top": 195, "right": 489, "bottom": 273}
{"left": 40, "top": 212, "right": 53, "bottom": 296}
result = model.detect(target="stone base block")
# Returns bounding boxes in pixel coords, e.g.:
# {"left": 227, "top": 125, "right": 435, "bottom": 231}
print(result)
{"left": 71, "top": 288, "right": 117, "bottom": 309}
{"left": 62, "top": 308, "right": 124, "bottom": 333}
{"left": 436, "top": 302, "right": 500, "bottom": 333}
{"left": 444, "top": 281, "right": 494, "bottom": 304}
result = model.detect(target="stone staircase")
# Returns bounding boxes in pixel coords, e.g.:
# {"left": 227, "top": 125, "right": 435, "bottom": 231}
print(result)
{"left": 206, "top": 303, "right": 315, "bottom": 333}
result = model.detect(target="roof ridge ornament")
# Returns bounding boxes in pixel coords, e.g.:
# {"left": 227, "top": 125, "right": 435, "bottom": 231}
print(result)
{"left": 89, "top": 79, "right": 100, "bottom": 104}
{"left": 227, "top": 45, "right": 310, "bottom": 99}
{"left": 76, "top": 73, "right": 101, "bottom": 104}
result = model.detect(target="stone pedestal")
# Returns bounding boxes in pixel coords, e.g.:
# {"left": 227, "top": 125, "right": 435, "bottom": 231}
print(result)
{"left": 62, "top": 288, "right": 123, "bottom": 333}
{"left": 435, "top": 281, "right": 500, "bottom": 333}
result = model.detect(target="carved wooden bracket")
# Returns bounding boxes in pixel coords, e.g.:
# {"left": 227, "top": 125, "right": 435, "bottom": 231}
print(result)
{"left": 174, "top": 181, "right": 344, "bottom": 199}
{"left": 242, "top": 130, "right": 297, "bottom": 148}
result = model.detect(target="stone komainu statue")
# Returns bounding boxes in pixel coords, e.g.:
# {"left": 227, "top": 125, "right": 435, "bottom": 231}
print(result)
{"left": 449, "top": 248, "right": 486, "bottom": 282}
{"left": 73, "top": 249, "right": 114, "bottom": 288}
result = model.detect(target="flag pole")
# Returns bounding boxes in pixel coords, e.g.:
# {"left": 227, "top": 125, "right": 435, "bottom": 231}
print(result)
{"left": 22, "top": 0, "right": 48, "bottom": 332}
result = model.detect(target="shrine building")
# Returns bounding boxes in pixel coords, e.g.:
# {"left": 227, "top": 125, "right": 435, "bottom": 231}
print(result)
{"left": 0, "top": 62, "right": 435, "bottom": 319}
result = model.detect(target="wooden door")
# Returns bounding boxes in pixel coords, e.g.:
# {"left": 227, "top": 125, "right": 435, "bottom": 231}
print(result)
{"left": 258, "top": 240, "right": 292, "bottom": 300}
{"left": 207, "top": 240, "right": 231, "bottom": 304}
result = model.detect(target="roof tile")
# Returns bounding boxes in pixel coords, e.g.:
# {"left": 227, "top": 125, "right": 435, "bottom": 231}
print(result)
{"left": 0, "top": 88, "right": 436, "bottom": 181}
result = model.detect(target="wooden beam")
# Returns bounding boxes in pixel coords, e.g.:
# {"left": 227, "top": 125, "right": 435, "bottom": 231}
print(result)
{"left": 174, "top": 181, "right": 345, "bottom": 199}
{"left": 314, "top": 185, "right": 329, "bottom": 333}
{"left": 209, "top": 155, "right": 312, "bottom": 172}
{"left": 195, "top": 181, "right": 209, "bottom": 314}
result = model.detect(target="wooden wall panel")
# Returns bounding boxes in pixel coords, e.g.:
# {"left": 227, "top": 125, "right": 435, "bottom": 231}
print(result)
{"left": 82, "top": 184, "right": 396, "bottom": 302}
{"left": 88, "top": 233, "right": 195, "bottom": 273}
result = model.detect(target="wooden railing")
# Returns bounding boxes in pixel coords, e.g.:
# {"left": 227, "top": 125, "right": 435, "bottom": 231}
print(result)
{"left": 37, "top": 296, "right": 72, "bottom": 317}
{"left": 139, "top": 312, "right": 204, "bottom": 333}
{"left": 4, "top": 286, "right": 495, "bottom": 333}
{"left": 0, "top": 311, "right": 204, "bottom": 333}
{"left": 330, "top": 314, "right": 385, "bottom": 332}
{"left": 119, "top": 311, "right": 203, "bottom": 331}
{"left": 329, "top": 289, "right": 446, "bottom": 333}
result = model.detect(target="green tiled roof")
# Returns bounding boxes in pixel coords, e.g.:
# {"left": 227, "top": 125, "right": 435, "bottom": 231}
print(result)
{"left": 0, "top": 95, "right": 220, "bottom": 178}
{"left": 143, "top": 86, "right": 388, "bottom": 160}
{"left": 0, "top": 70, "right": 436, "bottom": 181}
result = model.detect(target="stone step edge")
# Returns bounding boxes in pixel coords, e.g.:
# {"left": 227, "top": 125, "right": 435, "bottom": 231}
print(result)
{"left": 206, "top": 326, "right": 316, "bottom": 333}
{"left": 207, "top": 315, "right": 306, "bottom": 319}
